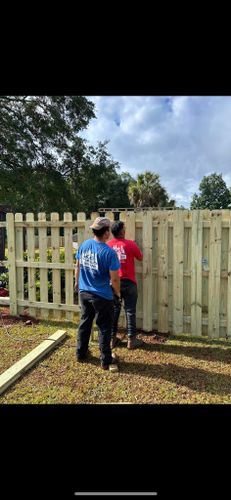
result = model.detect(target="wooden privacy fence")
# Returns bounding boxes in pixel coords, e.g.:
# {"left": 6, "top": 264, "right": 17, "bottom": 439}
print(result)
{"left": 1, "top": 209, "right": 231, "bottom": 338}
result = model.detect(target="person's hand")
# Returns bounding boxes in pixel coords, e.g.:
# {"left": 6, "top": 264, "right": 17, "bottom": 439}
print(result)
{"left": 114, "top": 292, "right": 121, "bottom": 303}
{"left": 74, "top": 283, "right": 79, "bottom": 293}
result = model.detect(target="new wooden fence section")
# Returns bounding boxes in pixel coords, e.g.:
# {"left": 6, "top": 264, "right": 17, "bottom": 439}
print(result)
{"left": 1, "top": 209, "right": 231, "bottom": 338}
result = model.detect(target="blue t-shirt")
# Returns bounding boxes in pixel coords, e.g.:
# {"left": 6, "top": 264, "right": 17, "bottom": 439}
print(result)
{"left": 76, "top": 239, "right": 120, "bottom": 300}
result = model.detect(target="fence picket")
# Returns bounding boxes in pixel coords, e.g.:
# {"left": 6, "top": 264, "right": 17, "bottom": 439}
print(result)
{"left": 208, "top": 211, "right": 222, "bottom": 338}
{"left": 38, "top": 213, "right": 48, "bottom": 319}
{"left": 15, "top": 213, "right": 24, "bottom": 315}
{"left": 227, "top": 212, "right": 231, "bottom": 337}
{"left": 6, "top": 213, "right": 17, "bottom": 315}
{"left": 158, "top": 212, "right": 169, "bottom": 333}
{"left": 142, "top": 212, "right": 153, "bottom": 331}
{"left": 106, "top": 211, "right": 114, "bottom": 222}
{"left": 191, "top": 210, "right": 202, "bottom": 336}
{"left": 64, "top": 212, "right": 73, "bottom": 322}
{"left": 26, "top": 213, "right": 36, "bottom": 317}
{"left": 173, "top": 210, "right": 184, "bottom": 334}
{"left": 120, "top": 211, "right": 135, "bottom": 240}
{"left": 77, "top": 212, "right": 86, "bottom": 248}
{"left": 51, "top": 213, "right": 61, "bottom": 320}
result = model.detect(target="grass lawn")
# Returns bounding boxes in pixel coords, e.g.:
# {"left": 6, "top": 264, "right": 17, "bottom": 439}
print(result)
{"left": 1, "top": 316, "right": 231, "bottom": 404}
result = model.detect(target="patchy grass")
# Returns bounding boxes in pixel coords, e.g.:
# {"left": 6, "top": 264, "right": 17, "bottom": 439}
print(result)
{"left": 1, "top": 318, "right": 231, "bottom": 404}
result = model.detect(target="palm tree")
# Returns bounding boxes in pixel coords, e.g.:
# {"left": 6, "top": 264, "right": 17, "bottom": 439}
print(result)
{"left": 128, "top": 171, "right": 175, "bottom": 208}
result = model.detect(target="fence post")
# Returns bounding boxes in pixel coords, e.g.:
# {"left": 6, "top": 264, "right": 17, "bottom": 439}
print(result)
{"left": 6, "top": 213, "right": 17, "bottom": 315}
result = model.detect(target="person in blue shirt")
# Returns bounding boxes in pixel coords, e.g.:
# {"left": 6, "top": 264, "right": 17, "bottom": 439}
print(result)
{"left": 75, "top": 217, "right": 120, "bottom": 371}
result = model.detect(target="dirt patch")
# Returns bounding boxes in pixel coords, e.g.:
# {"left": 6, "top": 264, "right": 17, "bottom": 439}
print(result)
{"left": 117, "top": 327, "right": 169, "bottom": 344}
{"left": 0, "top": 307, "right": 40, "bottom": 327}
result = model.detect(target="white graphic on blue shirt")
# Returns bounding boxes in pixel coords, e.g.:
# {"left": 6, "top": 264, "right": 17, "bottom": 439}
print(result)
{"left": 76, "top": 239, "right": 120, "bottom": 300}
{"left": 79, "top": 250, "right": 98, "bottom": 270}
{"left": 113, "top": 244, "right": 127, "bottom": 261}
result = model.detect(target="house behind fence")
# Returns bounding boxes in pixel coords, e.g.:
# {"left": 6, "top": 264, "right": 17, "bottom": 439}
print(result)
{"left": 1, "top": 209, "right": 231, "bottom": 338}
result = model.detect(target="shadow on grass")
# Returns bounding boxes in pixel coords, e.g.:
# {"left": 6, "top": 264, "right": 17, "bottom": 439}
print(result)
{"left": 139, "top": 341, "right": 231, "bottom": 364}
{"left": 168, "top": 334, "right": 231, "bottom": 347}
{"left": 120, "top": 359, "right": 231, "bottom": 396}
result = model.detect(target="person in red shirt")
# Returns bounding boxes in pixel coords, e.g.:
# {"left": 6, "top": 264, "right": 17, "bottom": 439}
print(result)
{"left": 107, "top": 220, "right": 143, "bottom": 349}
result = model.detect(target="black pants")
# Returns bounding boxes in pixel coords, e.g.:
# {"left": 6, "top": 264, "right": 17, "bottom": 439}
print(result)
{"left": 77, "top": 291, "right": 114, "bottom": 366}
{"left": 112, "top": 279, "right": 138, "bottom": 338}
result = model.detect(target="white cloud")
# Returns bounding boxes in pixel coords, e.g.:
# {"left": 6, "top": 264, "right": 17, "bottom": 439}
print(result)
{"left": 81, "top": 96, "right": 231, "bottom": 208}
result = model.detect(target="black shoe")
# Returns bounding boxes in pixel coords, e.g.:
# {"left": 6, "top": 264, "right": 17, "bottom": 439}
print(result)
{"left": 127, "top": 337, "right": 144, "bottom": 349}
{"left": 77, "top": 350, "right": 90, "bottom": 362}
{"left": 111, "top": 335, "right": 120, "bottom": 349}
{"left": 101, "top": 353, "right": 119, "bottom": 372}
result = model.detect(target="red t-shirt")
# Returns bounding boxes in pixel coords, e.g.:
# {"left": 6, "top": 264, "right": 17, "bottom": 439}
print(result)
{"left": 107, "top": 238, "right": 143, "bottom": 284}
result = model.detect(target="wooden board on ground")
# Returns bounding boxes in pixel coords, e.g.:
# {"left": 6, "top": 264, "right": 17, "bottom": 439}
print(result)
{"left": 0, "top": 330, "right": 67, "bottom": 396}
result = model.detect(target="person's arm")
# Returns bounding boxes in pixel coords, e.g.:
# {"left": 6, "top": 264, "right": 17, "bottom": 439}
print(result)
{"left": 110, "top": 269, "right": 120, "bottom": 297}
{"left": 74, "top": 259, "right": 80, "bottom": 292}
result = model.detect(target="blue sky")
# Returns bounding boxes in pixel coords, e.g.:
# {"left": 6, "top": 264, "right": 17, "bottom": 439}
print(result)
{"left": 81, "top": 96, "right": 231, "bottom": 208}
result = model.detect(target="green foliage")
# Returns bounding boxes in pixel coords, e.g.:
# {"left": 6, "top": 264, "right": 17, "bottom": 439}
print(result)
{"left": 190, "top": 173, "right": 231, "bottom": 209}
{"left": 128, "top": 171, "right": 175, "bottom": 208}
{"left": 0, "top": 271, "right": 8, "bottom": 287}
{"left": 0, "top": 96, "right": 95, "bottom": 213}
{"left": 66, "top": 141, "right": 133, "bottom": 212}
{"left": 0, "top": 97, "right": 132, "bottom": 214}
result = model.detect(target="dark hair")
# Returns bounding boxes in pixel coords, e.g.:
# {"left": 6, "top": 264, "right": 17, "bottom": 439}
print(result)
{"left": 111, "top": 221, "right": 124, "bottom": 237}
{"left": 92, "top": 226, "right": 110, "bottom": 237}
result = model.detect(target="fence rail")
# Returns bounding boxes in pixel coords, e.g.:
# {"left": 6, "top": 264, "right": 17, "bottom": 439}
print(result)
{"left": 1, "top": 210, "right": 231, "bottom": 338}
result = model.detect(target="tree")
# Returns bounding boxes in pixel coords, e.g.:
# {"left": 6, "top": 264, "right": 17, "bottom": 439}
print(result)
{"left": 190, "top": 173, "right": 231, "bottom": 209}
{"left": 128, "top": 171, "right": 175, "bottom": 208}
{"left": 105, "top": 172, "right": 134, "bottom": 209}
{"left": 0, "top": 96, "right": 95, "bottom": 213}
{"left": 65, "top": 141, "right": 133, "bottom": 213}
{"left": 0, "top": 97, "right": 133, "bottom": 214}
